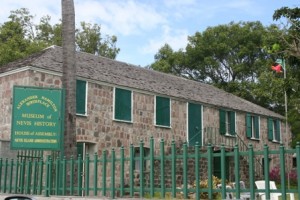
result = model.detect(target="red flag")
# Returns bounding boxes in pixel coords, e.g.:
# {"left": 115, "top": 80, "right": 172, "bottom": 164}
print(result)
{"left": 271, "top": 63, "right": 283, "bottom": 73}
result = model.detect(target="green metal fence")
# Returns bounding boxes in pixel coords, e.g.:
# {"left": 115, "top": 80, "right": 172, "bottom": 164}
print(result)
{"left": 0, "top": 138, "right": 299, "bottom": 200}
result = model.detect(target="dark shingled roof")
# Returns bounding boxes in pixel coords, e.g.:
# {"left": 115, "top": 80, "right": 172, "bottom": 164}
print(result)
{"left": 1, "top": 45, "right": 283, "bottom": 119}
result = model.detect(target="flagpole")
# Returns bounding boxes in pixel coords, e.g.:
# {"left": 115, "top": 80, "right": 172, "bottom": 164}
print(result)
{"left": 275, "top": 58, "right": 289, "bottom": 187}
{"left": 282, "top": 58, "right": 289, "bottom": 188}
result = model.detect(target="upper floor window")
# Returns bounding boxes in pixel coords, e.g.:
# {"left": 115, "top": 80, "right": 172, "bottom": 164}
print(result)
{"left": 76, "top": 80, "right": 87, "bottom": 115}
{"left": 155, "top": 96, "right": 170, "bottom": 127}
{"left": 268, "top": 118, "right": 281, "bottom": 142}
{"left": 246, "top": 113, "right": 260, "bottom": 139}
{"left": 219, "top": 109, "right": 235, "bottom": 136}
{"left": 114, "top": 88, "right": 132, "bottom": 122}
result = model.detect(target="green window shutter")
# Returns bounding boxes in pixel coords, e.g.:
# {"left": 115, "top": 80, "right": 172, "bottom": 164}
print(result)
{"left": 275, "top": 120, "right": 281, "bottom": 141}
{"left": 246, "top": 113, "right": 252, "bottom": 138}
{"left": 76, "top": 80, "right": 86, "bottom": 115}
{"left": 114, "top": 88, "right": 132, "bottom": 121}
{"left": 219, "top": 109, "right": 226, "bottom": 135}
{"left": 156, "top": 96, "right": 170, "bottom": 126}
{"left": 254, "top": 116, "right": 259, "bottom": 139}
{"left": 230, "top": 111, "right": 235, "bottom": 135}
{"left": 268, "top": 118, "right": 273, "bottom": 141}
{"left": 77, "top": 142, "right": 84, "bottom": 156}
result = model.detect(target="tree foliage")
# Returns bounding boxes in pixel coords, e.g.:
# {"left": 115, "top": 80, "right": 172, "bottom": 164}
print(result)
{"left": 150, "top": 13, "right": 300, "bottom": 146}
{"left": 0, "top": 8, "right": 120, "bottom": 67}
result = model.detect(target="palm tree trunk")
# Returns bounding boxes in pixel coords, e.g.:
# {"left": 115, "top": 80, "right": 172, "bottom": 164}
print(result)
{"left": 62, "top": 0, "right": 77, "bottom": 158}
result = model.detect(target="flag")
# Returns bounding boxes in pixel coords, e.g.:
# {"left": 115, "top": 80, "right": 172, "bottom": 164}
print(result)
{"left": 271, "top": 63, "right": 283, "bottom": 73}
{"left": 271, "top": 58, "right": 285, "bottom": 74}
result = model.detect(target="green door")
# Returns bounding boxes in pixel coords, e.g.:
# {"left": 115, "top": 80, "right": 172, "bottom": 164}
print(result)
{"left": 188, "top": 103, "right": 202, "bottom": 146}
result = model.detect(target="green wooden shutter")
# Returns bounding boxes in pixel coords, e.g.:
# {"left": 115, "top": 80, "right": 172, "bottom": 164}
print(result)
{"left": 219, "top": 109, "right": 226, "bottom": 135}
{"left": 156, "top": 96, "right": 170, "bottom": 126}
{"left": 77, "top": 142, "right": 84, "bottom": 156}
{"left": 246, "top": 113, "right": 252, "bottom": 138}
{"left": 114, "top": 88, "right": 132, "bottom": 121}
{"left": 268, "top": 118, "right": 273, "bottom": 141}
{"left": 76, "top": 80, "right": 86, "bottom": 115}
{"left": 230, "top": 111, "right": 235, "bottom": 135}
{"left": 254, "top": 116, "right": 259, "bottom": 139}
{"left": 275, "top": 120, "right": 281, "bottom": 141}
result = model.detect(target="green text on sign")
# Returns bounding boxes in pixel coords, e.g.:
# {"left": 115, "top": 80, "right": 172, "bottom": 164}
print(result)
{"left": 11, "top": 86, "right": 64, "bottom": 150}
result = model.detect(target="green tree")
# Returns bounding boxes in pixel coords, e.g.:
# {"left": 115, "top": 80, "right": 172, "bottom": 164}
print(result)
{"left": 272, "top": 6, "right": 300, "bottom": 147}
{"left": 76, "top": 21, "right": 120, "bottom": 59}
{"left": 151, "top": 21, "right": 280, "bottom": 105}
{"left": 0, "top": 8, "right": 120, "bottom": 67}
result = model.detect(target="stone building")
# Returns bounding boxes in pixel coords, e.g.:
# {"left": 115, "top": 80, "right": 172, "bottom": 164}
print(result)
{"left": 0, "top": 46, "right": 292, "bottom": 181}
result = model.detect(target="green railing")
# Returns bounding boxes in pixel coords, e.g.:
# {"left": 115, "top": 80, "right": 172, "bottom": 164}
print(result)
{"left": 0, "top": 138, "right": 299, "bottom": 200}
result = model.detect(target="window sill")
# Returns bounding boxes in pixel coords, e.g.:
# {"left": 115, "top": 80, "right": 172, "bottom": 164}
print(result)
{"left": 113, "top": 119, "right": 133, "bottom": 124}
{"left": 250, "top": 137, "right": 260, "bottom": 141}
{"left": 76, "top": 113, "right": 88, "bottom": 117}
{"left": 272, "top": 139, "right": 280, "bottom": 143}
{"left": 155, "top": 125, "right": 171, "bottom": 129}
{"left": 225, "top": 133, "right": 236, "bottom": 138}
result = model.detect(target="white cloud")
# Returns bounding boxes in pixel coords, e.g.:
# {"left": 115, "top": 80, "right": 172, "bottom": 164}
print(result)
{"left": 76, "top": 0, "right": 167, "bottom": 36}
{"left": 0, "top": 0, "right": 61, "bottom": 24}
{"left": 141, "top": 25, "right": 188, "bottom": 55}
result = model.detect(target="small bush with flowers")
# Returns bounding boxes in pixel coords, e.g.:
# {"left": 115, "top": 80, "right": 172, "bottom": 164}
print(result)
{"left": 270, "top": 166, "right": 298, "bottom": 186}
{"left": 269, "top": 166, "right": 281, "bottom": 184}
{"left": 287, "top": 168, "right": 298, "bottom": 186}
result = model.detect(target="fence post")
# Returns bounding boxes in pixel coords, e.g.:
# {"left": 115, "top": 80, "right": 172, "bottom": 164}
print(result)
{"left": 45, "top": 155, "right": 51, "bottom": 197}
{"left": 220, "top": 144, "right": 226, "bottom": 199}
{"left": 85, "top": 154, "right": 90, "bottom": 196}
{"left": 279, "top": 144, "right": 287, "bottom": 200}
{"left": 32, "top": 159, "right": 37, "bottom": 194}
{"left": 93, "top": 153, "right": 98, "bottom": 196}
{"left": 0, "top": 158, "right": 2, "bottom": 192}
{"left": 38, "top": 158, "right": 43, "bottom": 195}
{"left": 234, "top": 144, "right": 240, "bottom": 199}
{"left": 248, "top": 144, "right": 255, "bottom": 199}
{"left": 183, "top": 142, "right": 188, "bottom": 199}
{"left": 14, "top": 159, "right": 19, "bottom": 194}
{"left": 102, "top": 150, "right": 106, "bottom": 196}
{"left": 55, "top": 156, "right": 60, "bottom": 195}
{"left": 70, "top": 156, "right": 74, "bottom": 195}
{"left": 263, "top": 144, "right": 270, "bottom": 200}
{"left": 120, "top": 146, "right": 124, "bottom": 197}
{"left": 207, "top": 144, "right": 213, "bottom": 200}
{"left": 195, "top": 142, "right": 200, "bottom": 200}
{"left": 160, "top": 139, "right": 165, "bottom": 199}
{"left": 129, "top": 144, "right": 134, "bottom": 197}
{"left": 111, "top": 149, "right": 115, "bottom": 199}
{"left": 9, "top": 159, "right": 14, "bottom": 193}
{"left": 139, "top": 140, "right": 144, "bottom": 197}
{"left": 296, "top": 142, "right": 300, "bottom": 195}
{"left": 62, "top": 156, "right": 67, "bottom": 195}
{"left": 4, "top": 158, "right": 8, "bottom": 193}
{"left": 171, "top": 139, "right": 176, "bottom": 198}
{"left": 149, "top": 137, "right": 154, "bottom": 198}
{"left": 78, "top": 154, "right": 83, "bottom": 196}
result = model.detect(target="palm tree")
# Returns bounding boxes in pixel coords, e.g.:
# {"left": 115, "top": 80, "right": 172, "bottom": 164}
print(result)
{"left": 62, "top": 0, "right": 77, "bottom": 158}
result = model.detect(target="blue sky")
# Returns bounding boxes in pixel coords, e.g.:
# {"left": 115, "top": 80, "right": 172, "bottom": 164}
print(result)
{"left": 0, "top": 0, "right": 299, "bottom": 67}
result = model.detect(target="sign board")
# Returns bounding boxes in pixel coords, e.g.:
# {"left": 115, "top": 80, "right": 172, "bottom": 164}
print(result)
{"left": 11, "top": 86, "right": 64, "bottom": 150}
